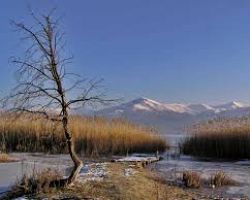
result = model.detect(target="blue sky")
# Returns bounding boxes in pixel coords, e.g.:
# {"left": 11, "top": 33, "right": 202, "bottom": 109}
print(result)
{"left": 1, "top": 0, "right": 250, "bottom": 104}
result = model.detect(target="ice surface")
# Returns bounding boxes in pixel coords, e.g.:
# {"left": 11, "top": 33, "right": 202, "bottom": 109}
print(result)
{"left": 116, "top": 156, "right": 158, "bottom": 162}
{"left": 0, "top": 153, "right": 71, "bottom": 196}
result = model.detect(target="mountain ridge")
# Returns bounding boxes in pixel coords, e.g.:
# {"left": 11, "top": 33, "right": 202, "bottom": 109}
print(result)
{"left": 95, "top": 97, "right": 250, "bottom": 133}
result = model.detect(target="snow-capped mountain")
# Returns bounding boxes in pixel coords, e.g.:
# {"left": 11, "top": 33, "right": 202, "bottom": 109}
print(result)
{"left": 101, "top": 97, "right": 214, "bottom": 115}
{"left": 96, "top": 98, "right": 250, "bottom": 133}
{"left": 214, "top": 101, "right": 248, "bottom": 113}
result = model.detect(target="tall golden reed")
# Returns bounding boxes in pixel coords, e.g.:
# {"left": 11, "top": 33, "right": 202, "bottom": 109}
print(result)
{"left": 0, "top": 113, "right": 168, "bottom": 156}
{"left": 181, "top": 118, "right": 250, "bottom": 159}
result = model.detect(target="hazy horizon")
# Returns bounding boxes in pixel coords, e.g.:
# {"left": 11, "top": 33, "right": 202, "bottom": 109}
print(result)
{"left": 1, "top": 0, "right": 250, "bottom": 105}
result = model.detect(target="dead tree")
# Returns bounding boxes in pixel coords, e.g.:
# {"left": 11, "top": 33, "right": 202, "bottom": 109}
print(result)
{"left": 2, "top": 10, "right": 112, "bottom": 185}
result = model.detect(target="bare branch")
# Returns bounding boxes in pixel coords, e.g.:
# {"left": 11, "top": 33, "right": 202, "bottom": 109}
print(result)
{"left": 67, "top": 96, "right": 116, "bottom": 107}
{"left": 67, "top": 79, "right": 118, "bottom": 107}
{"left": 12, "top": 21, "right": 50, "bottom": 57}
{"left": 12, "top": 108, "right": 61, "bottom": 122}
{"left": 12, "top": 60, "right": 53, "bottom": 80}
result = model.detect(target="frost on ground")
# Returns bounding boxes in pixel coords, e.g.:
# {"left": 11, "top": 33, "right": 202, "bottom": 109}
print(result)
{"left": 77, "top": 162, "right": 109, "bottom": 183}
{"left": 124, "top": 168, "right": 136, "bottom": 177}
{"left": 76, "top": 160, "right": 141, "bottom": 182}
{"left": 74, "top": 155, "right": 159, "bottom": 181}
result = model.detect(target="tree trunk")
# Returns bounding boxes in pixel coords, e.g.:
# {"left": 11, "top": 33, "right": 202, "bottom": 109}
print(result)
{"left": 62, "top": 114, "right": 83, "bottom": 184}
{"left": 50, "top": 59, "right": 83, "bottom": 184}
{"left": 66, "top": 136, "right": 83, "bottom": 184}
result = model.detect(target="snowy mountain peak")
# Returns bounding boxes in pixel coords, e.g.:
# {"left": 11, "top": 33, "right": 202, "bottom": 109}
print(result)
{"left": 229, "top": 101, "right": 245, "bottom": 108}
{"left": 187, "top": 104, "right": 215, "bottom": 114}
{"left": 132, "top": 97, "right": 172, "bottom": 112}
{"left": 128, "top": 97, "right": 158, "bottom": 106}
{"left": 214, "top": 101, "right": 247, "bottom": 112}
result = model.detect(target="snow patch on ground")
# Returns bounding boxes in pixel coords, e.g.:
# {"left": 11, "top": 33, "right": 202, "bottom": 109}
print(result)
{"left": 124, "top": 168, "right": 136, "bottom": 177}
{"left": 77, "top": 163, "right": 108, "bottom": 183}
{"left": 116, "top": 156, "right": 158, "bottom": 162}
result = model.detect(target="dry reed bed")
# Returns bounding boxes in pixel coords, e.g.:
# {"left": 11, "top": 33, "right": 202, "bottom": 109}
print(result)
{"left": 0, "top": 114, "right": 168, "bottom": 156}
{"left": 180, "top": 118, "right": 250, "bottom": 159}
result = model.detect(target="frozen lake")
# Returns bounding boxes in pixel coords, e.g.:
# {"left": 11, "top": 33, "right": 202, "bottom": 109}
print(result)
{"left": 0, "top": 153, "right": 71, "bottom": 196}
{"left": 157, "top": 133, "right": 250, "bottom": 198}
{"left": 0, "top": 134, "right": 249, "bottom": 198}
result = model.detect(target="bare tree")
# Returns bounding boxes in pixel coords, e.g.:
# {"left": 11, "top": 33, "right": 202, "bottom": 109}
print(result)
{"left": 2, "top": 10, "right": 112, "bottom": 185}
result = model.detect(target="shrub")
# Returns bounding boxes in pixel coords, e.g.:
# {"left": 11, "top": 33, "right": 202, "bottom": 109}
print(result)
{"left": 210, "top": 171, "right": 236, "bottom": 187}
{"left": 182, "top": 171, "right": 201, "bottom": 188}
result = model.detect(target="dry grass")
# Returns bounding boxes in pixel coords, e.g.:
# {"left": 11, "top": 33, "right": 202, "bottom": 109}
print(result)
{"left": 210, "top": 171, "right": 236, "bottom": 187}
{"left": 0, "top": 153, "right": 15, "bottom": 163}
{"left": 0, "top": 113, "right": 168, "bottom": 156}
{"left": 182, "top": 171, "right": 201, "bottom": 188}
{"left": 18, "top": 163, "right": 194, "bottom": 200}
{"left": 180, "top": 118, "right": 250, "bottom": 159}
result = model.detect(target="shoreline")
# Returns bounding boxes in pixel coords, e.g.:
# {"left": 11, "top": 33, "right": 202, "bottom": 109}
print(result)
{"left": 0, "top": 153, "right": 249, "bottom": 199}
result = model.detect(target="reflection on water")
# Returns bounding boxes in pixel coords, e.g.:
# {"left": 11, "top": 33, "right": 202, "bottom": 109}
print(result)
{"left": 158, "top": 133, "right": 250, "bottom": 197}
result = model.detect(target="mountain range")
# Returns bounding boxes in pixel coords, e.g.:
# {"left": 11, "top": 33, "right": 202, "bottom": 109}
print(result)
{"left": 96, "top": 97, "right": 250, "bottom": 133}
